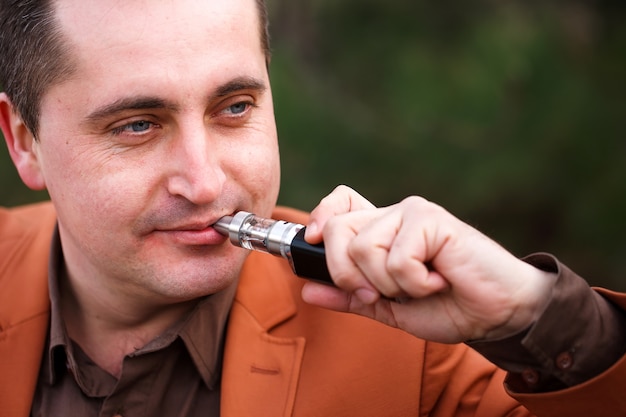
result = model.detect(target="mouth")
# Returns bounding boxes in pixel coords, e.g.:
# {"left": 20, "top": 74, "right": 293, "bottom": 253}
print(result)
{"left": 169, "top": 222, "right": 214, "bottom": 232}
{"left": 155, "top": 213, "right": 235, "bottom": 246}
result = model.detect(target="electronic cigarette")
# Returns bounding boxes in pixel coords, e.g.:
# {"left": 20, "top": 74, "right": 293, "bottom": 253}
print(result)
{"left": 213, "top": 211, "right": 333, "bottom": 285}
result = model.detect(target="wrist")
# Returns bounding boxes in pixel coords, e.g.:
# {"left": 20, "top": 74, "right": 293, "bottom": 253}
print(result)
{"left": 484, "top": 261, "right": 557, "bottom": 341}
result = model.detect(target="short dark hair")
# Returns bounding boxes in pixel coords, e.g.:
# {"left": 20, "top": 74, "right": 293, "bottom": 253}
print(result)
{"left": 0, "top": 0, "right": 271, "bottom": 138}
{"left": 0, "top": 0, "right": 75, "bottom": 137}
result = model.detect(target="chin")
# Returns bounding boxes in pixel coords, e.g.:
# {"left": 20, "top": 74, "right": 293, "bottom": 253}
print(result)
{"left": 135, "top": 247, "right": 248, "bottom": 299}
{"left": 157, "top": 261, "right": 243, "bottom": 299}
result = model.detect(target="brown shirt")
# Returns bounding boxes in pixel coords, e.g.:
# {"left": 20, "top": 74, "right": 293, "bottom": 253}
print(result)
{"left": 30, "top": 229, "right": 237, "bottom": 417}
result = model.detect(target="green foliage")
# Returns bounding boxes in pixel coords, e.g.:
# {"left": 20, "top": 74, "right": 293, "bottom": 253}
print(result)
{"left": 271, "top": 0, "right": 626, "bottom": 289}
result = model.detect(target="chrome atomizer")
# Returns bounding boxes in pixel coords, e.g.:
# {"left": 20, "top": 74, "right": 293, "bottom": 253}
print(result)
{"left": 213, "top": 211, "right": 333, "bottom": 285}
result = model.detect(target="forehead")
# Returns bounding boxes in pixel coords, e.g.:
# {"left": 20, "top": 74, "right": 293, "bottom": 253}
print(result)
{"left": 54, "top": 0, "right": 260, "bottom": 44}
{"left": 52, "top": 0, "right": 263, "bottom": 80}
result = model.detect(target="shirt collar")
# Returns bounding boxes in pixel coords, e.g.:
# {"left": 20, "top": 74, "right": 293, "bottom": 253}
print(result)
{"left": 45, "top": 225, "right": 70, "bottom": 385}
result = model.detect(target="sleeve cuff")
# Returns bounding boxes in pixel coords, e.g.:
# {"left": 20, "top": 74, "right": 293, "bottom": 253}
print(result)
{"left": 469, "top": 253, "right": 626, "bottom": 393}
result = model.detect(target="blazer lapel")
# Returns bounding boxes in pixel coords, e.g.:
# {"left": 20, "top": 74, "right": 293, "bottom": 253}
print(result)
{"left": 0, "top": 311, "right": 49, "bottom": 417}
{"left": 220, "top": 252, "right": 305, "bottom": 417}
{"left": 0, "top": 205, "right": 55, "bottom": 417}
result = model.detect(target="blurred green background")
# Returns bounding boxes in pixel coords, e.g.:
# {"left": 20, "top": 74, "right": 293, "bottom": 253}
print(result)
{"left": 2, "top": 0, "right": 625, "bottom": 289}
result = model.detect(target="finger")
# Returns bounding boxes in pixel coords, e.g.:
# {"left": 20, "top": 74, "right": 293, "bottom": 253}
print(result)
{"left": 348, "top": 198, "right": 451, "bottom": 299}
{"left": 322, "top": 209, "right": 386, "bottom": 302}
{"left": 301, "top": 281, "right": 397, "bottom": 327}
{"left": 346, "top": 210, "right": 408, "bottom": 298}
{"left": 301, "top": 281, "right": 352, "bottom": 312}
{"left": 386, "top": 205, "right": 451, "bottom": 297}
{"left": 302, "top": 280, "right": 459, "bottom": 342}
{"left": 301, "top": 282, "right": 383, "bottom": 313}
{"left": 305, "top": 185, "right": 375, "bottom": 243}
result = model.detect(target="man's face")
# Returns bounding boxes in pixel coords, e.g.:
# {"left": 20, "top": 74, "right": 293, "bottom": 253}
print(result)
{"left": 33, "top": 0, "right": 280, "bottom": 301}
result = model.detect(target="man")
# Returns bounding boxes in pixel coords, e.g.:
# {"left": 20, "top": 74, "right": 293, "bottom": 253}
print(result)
{"left": 0, "top": 0, "right": 625, "bottom": 416}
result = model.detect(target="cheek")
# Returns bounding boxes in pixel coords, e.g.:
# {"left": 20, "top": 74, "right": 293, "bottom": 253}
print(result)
{"left": 236, "top": 140, "right": 281, "bottom": 210}
{"left": 41, "top": 143, "right": 150, "bottom": 231}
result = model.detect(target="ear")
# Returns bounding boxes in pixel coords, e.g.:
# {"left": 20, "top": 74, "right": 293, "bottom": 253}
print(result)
{"left": 0, "top": 93, "right": 46, "bottom": 190}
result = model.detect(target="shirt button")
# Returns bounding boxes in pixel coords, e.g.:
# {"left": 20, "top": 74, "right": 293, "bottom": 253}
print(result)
{"left": 521, "top": 368, "right": 540, "bottom": 386}
{"left": 555, "top": 352, "right": 574, "bottom": 370}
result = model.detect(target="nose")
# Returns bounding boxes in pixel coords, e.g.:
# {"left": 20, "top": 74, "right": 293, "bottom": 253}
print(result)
{"left": 166, "top": 123, "right": 226, "bottom": 205}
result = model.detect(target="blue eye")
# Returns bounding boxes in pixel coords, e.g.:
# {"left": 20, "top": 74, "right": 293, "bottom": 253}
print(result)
{"left": 227, "top": 102, "right": 248, "bottom": 115}
{"left": 127, "top": 120, "right": 152, "bottom": 132}
{"left": 111, "top": 120, "right": 154, "bottom": 135}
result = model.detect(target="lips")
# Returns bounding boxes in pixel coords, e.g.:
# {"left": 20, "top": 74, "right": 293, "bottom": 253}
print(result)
{"left": 169, "top": 222, "right": 214, "bottom": 232}
{"left": 158, "top": 226, "right": 226, "bottom": 246}
{"left": 155, "top": 215, "right": 233, "bottom": 246}
{"left": 161, "top": 209, "right": 235, "bottom": 232}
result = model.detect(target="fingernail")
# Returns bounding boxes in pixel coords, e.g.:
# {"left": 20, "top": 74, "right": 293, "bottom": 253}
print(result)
{"left": 355, "top": 288, "right": 379, "bottom": 305}
{"left": 306, "top": 221, "right": 318, "bottom": 237}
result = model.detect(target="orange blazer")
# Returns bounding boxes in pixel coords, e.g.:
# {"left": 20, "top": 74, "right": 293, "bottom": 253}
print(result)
{"left": 1, "top": 202, "right": 625, "bottom": 417}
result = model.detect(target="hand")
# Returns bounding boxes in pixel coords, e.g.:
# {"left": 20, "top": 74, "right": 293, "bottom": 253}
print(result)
{"left": 302, "top": 185, "right": 557, "bottom": 343}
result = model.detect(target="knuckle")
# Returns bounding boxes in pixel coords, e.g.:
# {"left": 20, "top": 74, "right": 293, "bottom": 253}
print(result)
{"left": 331, "top": 267, "right": 359, "bottom": 288}
{"left": 323, "top": 215, "right": 342, "bottom": 234}
{"left": 402, "top": 195, "right": 428, "bottom": 205}
{"left": 386, "top": 255, "right": 407, "bottom": 277}
{"left": 347, "top": 235, "right": 370, "bottom": 262}
{"left": 333, "top": 184, "right": 351, "bottom": 193}
{"left": 401, "top": 195, "right": 443, "bottom": 216}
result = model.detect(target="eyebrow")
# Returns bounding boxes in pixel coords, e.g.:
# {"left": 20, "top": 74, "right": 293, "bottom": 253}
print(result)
{"left": 213, "top": 76, "right": 267, "bottom": 98}
{"left": 84, "top": 96, "right": 178, "bottom": 125}
{"left": 84, "top": 76, "right": 267, "bottom": 125}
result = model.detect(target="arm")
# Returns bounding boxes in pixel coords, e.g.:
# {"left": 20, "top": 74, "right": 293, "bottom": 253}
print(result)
{"left": 301, "top": 185, "right": 557, "bottom": 344}
{"left": 301, "top": 185, "right": 626, "bottom": 415}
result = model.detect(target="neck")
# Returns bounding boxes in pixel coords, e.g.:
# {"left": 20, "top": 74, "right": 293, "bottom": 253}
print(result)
{"left": 59, "top": 269, "right": 198, "bottom": 378}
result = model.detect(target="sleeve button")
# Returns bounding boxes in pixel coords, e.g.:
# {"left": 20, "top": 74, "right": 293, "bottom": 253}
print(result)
{"left": 521, "top": 368, "right": 540, "bottom": 386}
{"left": 555, "top": 351, "right": 574, "bottom": 370}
